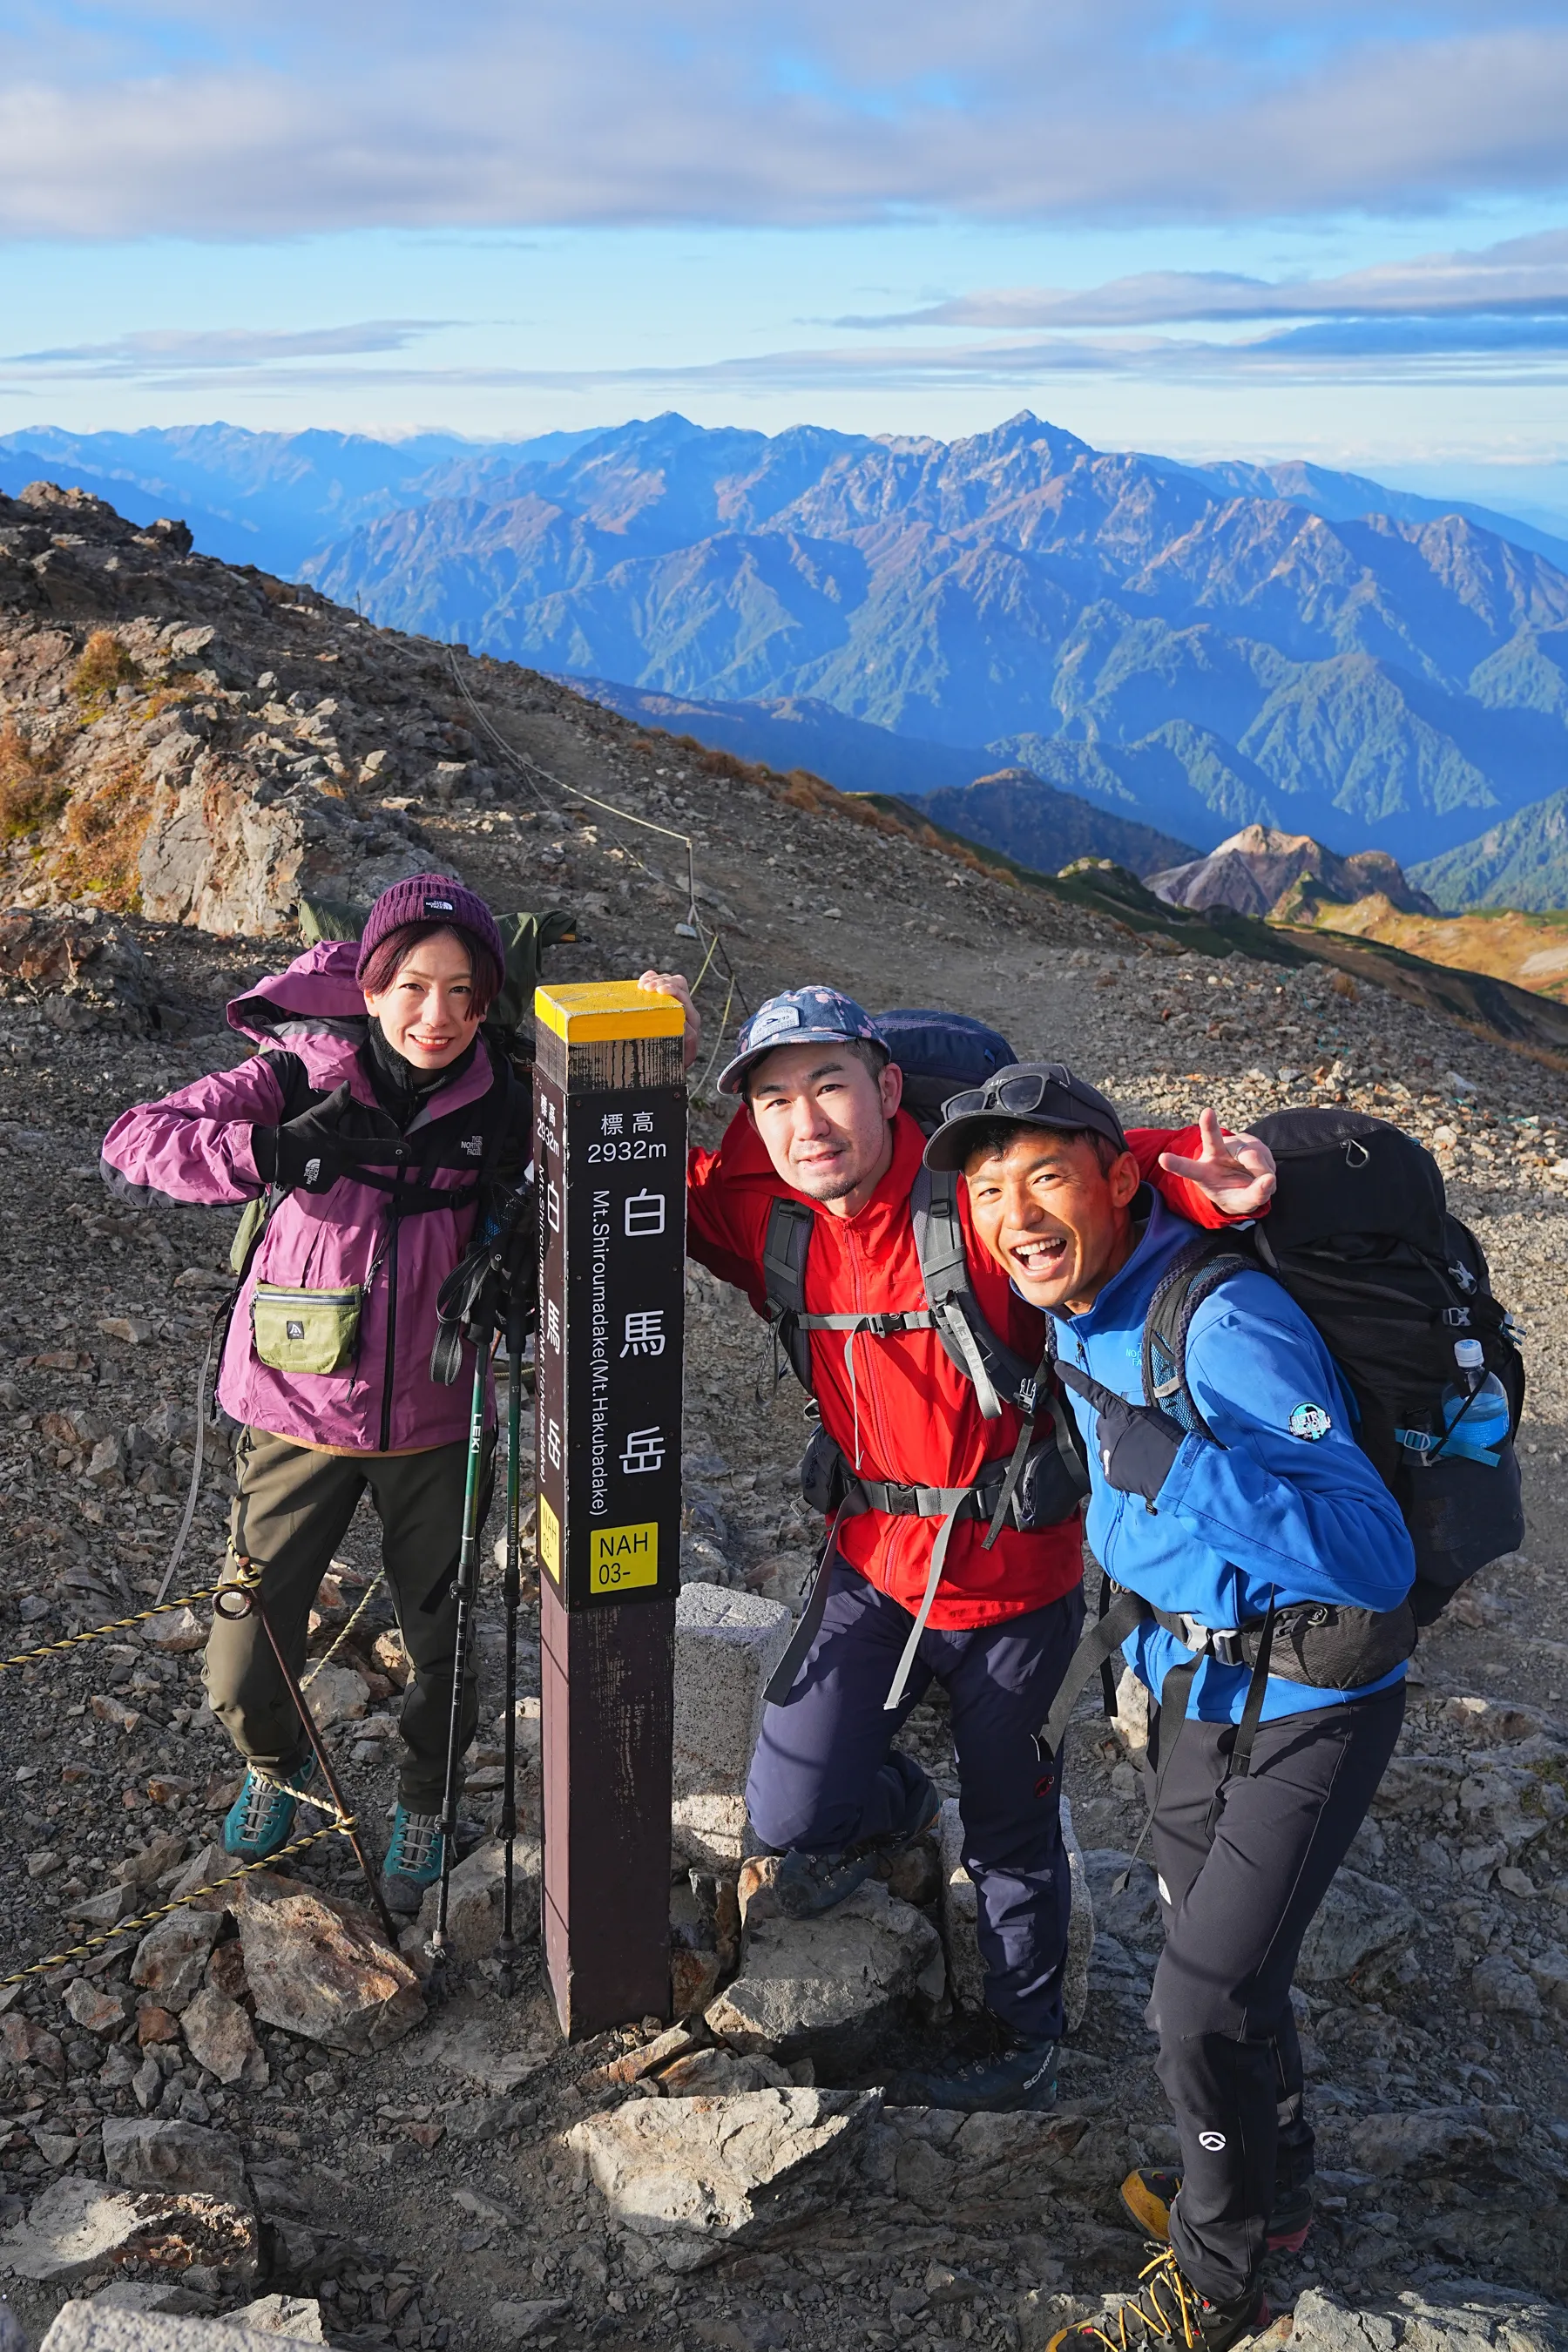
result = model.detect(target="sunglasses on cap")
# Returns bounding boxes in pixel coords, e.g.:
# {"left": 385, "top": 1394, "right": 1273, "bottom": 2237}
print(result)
{"left": 940, "top": 1064, "right": 1104, "bottom": 1123}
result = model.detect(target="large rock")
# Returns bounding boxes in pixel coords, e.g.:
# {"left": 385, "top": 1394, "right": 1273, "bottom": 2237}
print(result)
{"left": 0, "top": 908, "right": 152, "bottom": 1032}
{"left": 40, "top": 2306, "right": 300, "bottom": 2352}
{"left": 138, "top": 749, "right": 424, "bottom": 938}
{"left": 179, "top": 1989, "right": 260, "bottom": 2086}
{"left": 232, "top": 1885, "right": 424, "bottom": 2052}
{"left": 706, "top": 1880, "right": 943, "bottom": 2067}
{"left": 1, "top": 2175, "right": 256, "bottom": 2288}
{"left": 939, "top": 1794, "right": 1093, "bottom": 2032}
{"left": 414, "top": 1837, "right": 541, "bottom": 1962}
{"left": 130, "top": 1912, "right": 225, "bottom": 2015}
{"left": 672, "top": 1585, "right": 791, "bottom": 1868}
{"left": 1288, "top": 2282, "right": 1568, "bottom": 2352}
{"left": 565, "top": 2087, "right": 876, "bottom": 2271}
{"left": 1350, "top": 2106, "right": 1510, "bottom": 2177}
{"left": 100, "top": 2120, "right": 248, "bottom": 2209}
{"left": 1295, "top": 1868, "right": 1417, "bottom": 1985}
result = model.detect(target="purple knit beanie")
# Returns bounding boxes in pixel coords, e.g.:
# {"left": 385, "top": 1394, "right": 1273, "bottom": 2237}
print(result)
{"left": 355, "top": 874, "right": 505, "bottom": 991}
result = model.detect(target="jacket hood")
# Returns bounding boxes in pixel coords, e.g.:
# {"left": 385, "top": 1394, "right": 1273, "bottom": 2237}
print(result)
{"left": 226, "top": 942, "right": 369, "bottom": 1054}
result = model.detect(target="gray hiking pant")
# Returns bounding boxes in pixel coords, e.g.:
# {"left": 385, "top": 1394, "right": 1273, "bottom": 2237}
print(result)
{"left": 205, "top": 1425, "right": 492, "bottom": 1811}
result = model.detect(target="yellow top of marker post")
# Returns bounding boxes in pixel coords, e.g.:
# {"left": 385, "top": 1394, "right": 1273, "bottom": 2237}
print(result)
{"left": 534, "top": 980, "right": 686, "bottom": 1043}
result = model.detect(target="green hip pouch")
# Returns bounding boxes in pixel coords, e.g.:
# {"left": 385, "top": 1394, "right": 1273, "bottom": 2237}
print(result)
{"left": 251, "top": 1284, "right": 363, "bottom": 1376}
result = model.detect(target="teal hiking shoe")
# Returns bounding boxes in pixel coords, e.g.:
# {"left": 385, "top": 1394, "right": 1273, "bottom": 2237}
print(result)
{"left": 223, "top": 1755, "right": 319, "bottom": 1863}
{"left": 382, "top": 1805, "right": 445, "bottom": 1916}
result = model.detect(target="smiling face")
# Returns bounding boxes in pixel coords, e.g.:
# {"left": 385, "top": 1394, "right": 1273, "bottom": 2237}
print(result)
{"left": 963, "top": 1125, "right": 1143, "bottom": 1315}
{"left": 746, "top": 1038, "right": 903, "bottom": 1219}
{"left": 362, "top": 928, "right": 482, "bottom": 1071}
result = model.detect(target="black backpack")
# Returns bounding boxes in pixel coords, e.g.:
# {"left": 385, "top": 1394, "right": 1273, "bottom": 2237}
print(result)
{"left": 761, "top": 1009, "right": 1090, "bottom": 1530}
{"left": 1142, "top": 1105, "right": 1525, "bottom": 1627}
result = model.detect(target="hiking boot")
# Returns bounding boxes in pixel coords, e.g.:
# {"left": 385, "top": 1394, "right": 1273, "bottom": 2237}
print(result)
{"left": 740, "top": 1775, "right": 943, "bottom": 1923}
{"left": 1120, "top": 2166, "right": 1314, "bottom": 2255}
{"left": 1046, "top": 2248, "right": 1267, "bottom": 2352}
{"left": 382, "top": 1805, "right": 445, "bottom": 1916}
{"left": 223, "top": 1756, "right": 319, "bottom": 1863}
{"left": 889, "top": 2020, "right": 1058, "bottom": 2113}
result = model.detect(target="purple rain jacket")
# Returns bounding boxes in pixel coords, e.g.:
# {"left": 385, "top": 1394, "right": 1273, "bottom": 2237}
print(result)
{"left": 100, "top": 941, "right": 517, "bottom": 1453}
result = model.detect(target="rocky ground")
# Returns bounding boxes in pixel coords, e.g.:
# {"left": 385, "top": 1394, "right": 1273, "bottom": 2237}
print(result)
{"left": 0, "top": 481, "right": 1565, "bottom": 2352}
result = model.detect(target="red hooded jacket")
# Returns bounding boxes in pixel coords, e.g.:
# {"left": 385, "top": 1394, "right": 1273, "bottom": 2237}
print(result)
{"left": 687, "top": 1110, "right": 1236, "bottom": 1628}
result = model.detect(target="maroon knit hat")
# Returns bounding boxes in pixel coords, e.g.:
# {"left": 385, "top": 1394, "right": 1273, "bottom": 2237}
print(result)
{"left": 355, "top": 874, "right": 504, "bottom": 989}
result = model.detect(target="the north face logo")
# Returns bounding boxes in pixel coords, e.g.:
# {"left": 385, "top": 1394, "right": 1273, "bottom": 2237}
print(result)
{"left": 460, "top": 1136, "right": 483, "bottom": 1157}
{"left": 424, "top": 897, "right": 456, "bottom": 915}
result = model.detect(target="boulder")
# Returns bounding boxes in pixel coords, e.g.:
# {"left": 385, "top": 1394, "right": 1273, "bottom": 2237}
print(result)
{"left": 1295, "top": 1868, "right": 1417, "bottom": 1985}
{"left": 130, "top": 1911, "right": 224, "bottom": 2013}
{"left": 1288, "top": 2282, "right": 1568, "bottom": 2352}
{"left": 101, "top": 2119, "right": 249, "bottom": 2209}
{"left": 565, "top": 2087, "right": 876, "bottom": 2270}
{"left": 940, "top": 1794, "right": 1092, "bottom": 2032}
{"left": 1350, "top": 2108, "right": 1501, "bottom": 2177}
{"left": 706, "top": 1880, "right": 943, "bottom": 2068}
{"left": 1, "top": 2175, "right": 256, "bottom": 2288}
{"left": 224, "top": 2297, "right": 326, "bottom": 2342}
{"left": 0, "top": 908, "right": 152, "bottom": 1031}
{"left": 414, "top": 1837, "right": 541, "bottom": 1962}
{"left": 672, "top": 1585, "right": 791, "bottom": 1868}
{"left": 301, "top": 1664, "right": 367, "bottom": 1733}
{"left": 179, "top": 1988, "right": 260, "bottom": 2085}
{"left": 139, "top": 751, "right": 426, "bottom": 940}
{"left": 232, "top": 1886, "right": 424, "bottom": 2052}
{"left": 40, "top": 2306, "right": 297, "bottom": 2352}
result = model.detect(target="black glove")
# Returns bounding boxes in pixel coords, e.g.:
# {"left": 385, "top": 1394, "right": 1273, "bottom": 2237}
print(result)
{"left": 1053, "top": 1359, "right": 1188, "bottom": 1504}
{"left": 251, "top": 1082, "right": 354, "bottom": 1194}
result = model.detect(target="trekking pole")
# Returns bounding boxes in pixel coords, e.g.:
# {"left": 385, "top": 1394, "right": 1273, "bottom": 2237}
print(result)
{"left": 429, "top": 1347, "right": 490, "bottom": 1970}
{"left": 212, "top": 1583, "right": 401, "bottom": 1948}
{"left": 495, "top": 1294, "right": 527, "bottom": 1998}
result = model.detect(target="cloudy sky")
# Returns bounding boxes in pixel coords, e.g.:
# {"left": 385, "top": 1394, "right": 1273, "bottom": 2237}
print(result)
{"left": 2, "top": 1, "right": 1567, "bottom": 510}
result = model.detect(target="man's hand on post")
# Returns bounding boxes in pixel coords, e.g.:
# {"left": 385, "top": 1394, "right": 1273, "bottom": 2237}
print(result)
{"left": 638, "top": 970, "right": 702, "bottom": 1070}
{"left": 1157, "top": 1106, "right": 1275, "bottom": 1218}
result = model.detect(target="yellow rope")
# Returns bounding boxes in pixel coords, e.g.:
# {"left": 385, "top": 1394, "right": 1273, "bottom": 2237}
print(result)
{"left": 0, "top": 1585, "right": 231, "bottom": 1673}
{"left": 1, "top": 1816, "right": 356, "bottom": 1988}
{"left": 301, "top": 1570, "right": 385, "bottom": 1689}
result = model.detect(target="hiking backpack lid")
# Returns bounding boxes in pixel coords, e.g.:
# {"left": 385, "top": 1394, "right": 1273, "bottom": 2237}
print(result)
{"left": 1139, "top": 1105, "right": 1525, "bottom": 1630}
{"left": 876, "top": 1009, "right": 1016, "bottom": 1133}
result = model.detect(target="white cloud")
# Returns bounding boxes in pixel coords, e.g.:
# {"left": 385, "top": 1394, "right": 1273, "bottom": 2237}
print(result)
{"left": 0, "top": 321, "right": 448, "bottom": 377}
{"left": 0, "top": 3, "right": 1565, "bottom": 237}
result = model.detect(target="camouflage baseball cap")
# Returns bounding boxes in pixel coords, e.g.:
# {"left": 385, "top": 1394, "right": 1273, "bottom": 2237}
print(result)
{"left": 717, "top": 986, "right": 887, "bottom": 1097}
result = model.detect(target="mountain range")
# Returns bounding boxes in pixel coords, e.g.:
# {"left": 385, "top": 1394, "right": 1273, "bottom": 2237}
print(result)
{"left": 8, "top": 413, "right": 1568, "bottom": 901}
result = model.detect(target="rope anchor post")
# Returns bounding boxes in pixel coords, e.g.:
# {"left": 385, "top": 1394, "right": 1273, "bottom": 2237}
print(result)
{"left": 213, "top": 1584, "right": 402, "bottom": 1948}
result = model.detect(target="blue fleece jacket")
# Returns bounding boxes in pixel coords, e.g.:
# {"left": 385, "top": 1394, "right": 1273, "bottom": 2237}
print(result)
{"left": 1051, "top": 1193, "right": 1416, "bottom": 1723}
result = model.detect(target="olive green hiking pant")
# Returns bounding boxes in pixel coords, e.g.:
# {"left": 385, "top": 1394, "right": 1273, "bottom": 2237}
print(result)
{"left": 205, "top": 1426, "right": 493, "bottom": 1811}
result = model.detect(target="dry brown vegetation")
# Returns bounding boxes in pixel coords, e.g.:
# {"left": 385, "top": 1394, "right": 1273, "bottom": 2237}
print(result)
{"left": 0, "top": 719, "right": 68, "bottom": 841}
{"left": 70, "top": 627, "right": 140, "bottom": 714}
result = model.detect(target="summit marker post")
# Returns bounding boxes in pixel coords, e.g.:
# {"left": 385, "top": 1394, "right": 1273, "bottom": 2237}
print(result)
{"left": 533, "top": 980, "right": 686, "bottom": 2036}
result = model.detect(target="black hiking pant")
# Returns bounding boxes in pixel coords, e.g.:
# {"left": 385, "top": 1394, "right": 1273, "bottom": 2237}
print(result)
{"left": 1145, "top": 1680, "right": 1405, "bottom": 2306}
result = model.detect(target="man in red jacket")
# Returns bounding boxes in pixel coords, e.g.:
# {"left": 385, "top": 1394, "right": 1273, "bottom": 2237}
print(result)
{"left": 645, "top": 975, "right": 1274, "bottom": 2111}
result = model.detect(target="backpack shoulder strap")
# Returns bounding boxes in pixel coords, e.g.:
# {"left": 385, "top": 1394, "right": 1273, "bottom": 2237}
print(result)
{"left": 912, "top": 1164, "right": 1041, "bottom": 1421}
{"left": 1142, "top": 1233, "right": 1258, "bottom": 1441}
{"left": 763, "top": 1195, "right": 818, "bottom": 1393}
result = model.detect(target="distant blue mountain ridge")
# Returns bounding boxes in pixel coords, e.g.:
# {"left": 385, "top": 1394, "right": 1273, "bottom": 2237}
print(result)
{"left": 7, "top": 413, "right": 1568, "bottom": 900}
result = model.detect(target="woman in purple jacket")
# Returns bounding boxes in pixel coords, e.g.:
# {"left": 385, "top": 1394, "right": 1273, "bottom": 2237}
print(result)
{"left": 101, "top": 875, "right": 529, "bottom": 1914}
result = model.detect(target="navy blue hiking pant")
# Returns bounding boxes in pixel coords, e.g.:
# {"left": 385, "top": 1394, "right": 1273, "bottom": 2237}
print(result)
{"left": 744, "top": 1554, "right": 1085, "bottom": 2042}
{"left": 1146, "top": 1680, "right": 1405, "bottom": 2306}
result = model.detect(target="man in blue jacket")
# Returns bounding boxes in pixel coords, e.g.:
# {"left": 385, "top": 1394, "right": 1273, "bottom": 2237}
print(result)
{"left": 924, "top": 1064, "right": 1416, "bottom": 2352}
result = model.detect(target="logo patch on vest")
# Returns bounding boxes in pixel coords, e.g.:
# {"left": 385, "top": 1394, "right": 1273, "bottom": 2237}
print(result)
{"left": 1288, "top": 1402, "right": 1332, "bottom": 1441}
{"left": 460, "top": 1135, "right": 483, "bottom": 1157}
{"left": 1198, "top": 2131, "right": 1227, "bottom": 2152}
